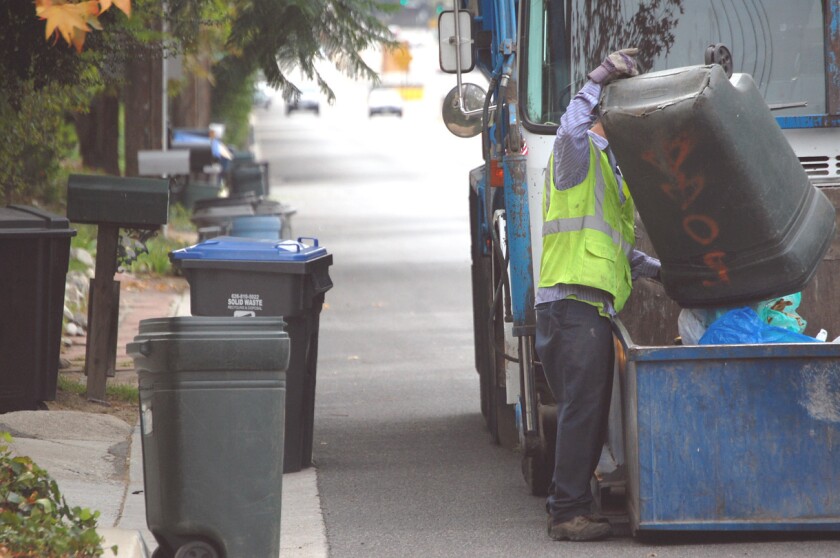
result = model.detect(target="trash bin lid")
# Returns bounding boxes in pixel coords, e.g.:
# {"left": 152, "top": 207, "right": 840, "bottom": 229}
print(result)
{"left": 170, "top": 236, "right": 327, "bottom": 262}
{"left": 0, "top": 205, "right": 76, "bottom": 238}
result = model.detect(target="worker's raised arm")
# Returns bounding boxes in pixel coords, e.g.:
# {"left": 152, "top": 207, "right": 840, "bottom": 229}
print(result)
{"left": 552, "top": 48, "right": 640, "bottom": 191}
{"left": 552, "top": 82, "right": 601, "bottom": 191}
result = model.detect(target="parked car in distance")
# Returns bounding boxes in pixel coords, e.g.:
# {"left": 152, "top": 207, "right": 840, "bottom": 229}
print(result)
{"left": 286, "top": 85, "right": 320, "bottom": 116}
{"left": 368, "top": 88, "right": 404, "bottom": 118}
{"left": 253, "top": 87, "right": 272, "bottom": 109}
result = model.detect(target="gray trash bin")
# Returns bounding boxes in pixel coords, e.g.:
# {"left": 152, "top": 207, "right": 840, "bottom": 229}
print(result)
{"left": 0, "top": 205, "right": 75, "bottom": 412}
{"left": 170, "top": 237, "right": 333, "bottom": 473}
{"left": 127, "top": 316, "right": 289, "bottom": 558}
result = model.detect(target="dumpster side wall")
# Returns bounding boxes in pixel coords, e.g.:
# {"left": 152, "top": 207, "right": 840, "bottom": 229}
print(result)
{"left": 624, "top": 347, "right": 840, "bottom": 531}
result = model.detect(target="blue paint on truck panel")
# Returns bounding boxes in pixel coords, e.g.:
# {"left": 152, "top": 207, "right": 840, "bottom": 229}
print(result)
{"left": 776, "top": 115, "right": 840, "bottom": 129}
{"left": 624, "top": 343, "right": 840, "bottom": 532}
{"left": 502, "top": 154, "right": 535, "bottom": 332}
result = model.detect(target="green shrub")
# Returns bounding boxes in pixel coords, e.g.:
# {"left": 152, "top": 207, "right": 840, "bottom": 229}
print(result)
{"left": 68, "top": 224, "right": 98, "bottom": 274}
{"left": 0, "top": 432, "right": 113, "bottom": 558}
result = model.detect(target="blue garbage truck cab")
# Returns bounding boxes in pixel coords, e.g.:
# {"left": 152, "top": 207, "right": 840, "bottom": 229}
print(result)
{"left": 438, "top": 0, "right": 840, "bottom": 534}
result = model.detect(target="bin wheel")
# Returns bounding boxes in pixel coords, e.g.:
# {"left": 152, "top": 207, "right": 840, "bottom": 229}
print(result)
{"left": 174, "top": 541, "right": 219, "bottom": 558}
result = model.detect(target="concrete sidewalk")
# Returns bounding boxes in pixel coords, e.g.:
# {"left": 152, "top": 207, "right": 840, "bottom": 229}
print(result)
{"left": 0, "top": 284, "right": 328, "bottom": 557}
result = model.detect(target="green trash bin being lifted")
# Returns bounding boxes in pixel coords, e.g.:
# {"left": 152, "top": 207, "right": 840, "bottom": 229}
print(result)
{"left": 127, "top": 316, "right": 289, "bottom": 558}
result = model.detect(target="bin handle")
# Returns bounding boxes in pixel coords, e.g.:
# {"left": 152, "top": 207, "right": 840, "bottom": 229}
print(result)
{"left": 138, "top": 340, "right": 152, "bottom": 357}
{"left": 297, "top": 236, "right": 319, "bottom": 248}
{"left": 274, "top": 237, "right": 319, "bottom": 253}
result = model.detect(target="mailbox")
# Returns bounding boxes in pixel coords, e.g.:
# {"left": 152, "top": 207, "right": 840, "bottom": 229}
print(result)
{"left": 67, "top": 174, "right": 169, "bottom": 229}
{"left": 138, "top": 150, "right": 190, "bottom": 177}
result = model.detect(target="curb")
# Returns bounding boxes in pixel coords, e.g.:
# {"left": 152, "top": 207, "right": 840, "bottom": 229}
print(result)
{"left": 98, "top": 528, "right": 150, "bottom": 558}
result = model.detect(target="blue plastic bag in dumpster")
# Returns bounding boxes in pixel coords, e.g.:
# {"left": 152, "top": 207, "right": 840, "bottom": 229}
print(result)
{"left": 699, "top": 307, "right": 817, "bottom": 345}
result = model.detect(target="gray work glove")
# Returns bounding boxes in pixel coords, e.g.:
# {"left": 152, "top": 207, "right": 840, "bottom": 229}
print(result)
{"left": 588, "top": 48, "right": 640, "bottom": 84}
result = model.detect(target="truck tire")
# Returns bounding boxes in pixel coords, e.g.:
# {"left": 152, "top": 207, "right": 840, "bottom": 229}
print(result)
{"left": 489, "top": 224, "right": 518, "bottom": 449}
{"left": 522, "top": 396, "right": 556, "bottom": 496}
{"left": 469, "top": 188, "right": 491, "bottom": 422}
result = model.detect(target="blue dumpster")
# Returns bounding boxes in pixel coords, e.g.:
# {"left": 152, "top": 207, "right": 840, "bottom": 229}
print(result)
{"left": 613, "top": 322, "right": 840, "bottom": 533}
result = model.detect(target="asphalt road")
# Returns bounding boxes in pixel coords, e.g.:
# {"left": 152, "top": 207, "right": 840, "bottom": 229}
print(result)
{"left": 251, "top": 56, "right": 840, "bottom": 558}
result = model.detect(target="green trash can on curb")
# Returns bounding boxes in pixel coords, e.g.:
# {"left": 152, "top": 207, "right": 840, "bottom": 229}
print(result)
{"left": 170, "top": 236, "right": 333, "bottom": 473}
{"left": 127, "top": 316, "right": 289, "bottom": 558}
{"left": 0, "top": 205, "right": 75, "bottom": 412}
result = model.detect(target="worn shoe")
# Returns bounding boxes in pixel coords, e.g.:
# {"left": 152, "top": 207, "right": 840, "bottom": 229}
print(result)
{"left": 547, "top": 514, "right": 612, "bottom": 541}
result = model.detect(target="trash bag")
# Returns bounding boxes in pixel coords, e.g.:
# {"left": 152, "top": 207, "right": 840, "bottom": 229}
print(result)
{"left": 678, "top": 308, "right": 711, "bottom": 345}
{"left": 756, "top": 292, "right": 807, "bottom": 333}
{"left": 678, "top": 306, "right": 747, "bottom": 344}
{"left": 699, "top": 307, "right": 818, "bottom": 345}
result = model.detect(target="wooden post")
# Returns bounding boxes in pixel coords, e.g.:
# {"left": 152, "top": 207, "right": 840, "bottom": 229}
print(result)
{"left": 86, "top": 224, "right": 120, "bottom": 401}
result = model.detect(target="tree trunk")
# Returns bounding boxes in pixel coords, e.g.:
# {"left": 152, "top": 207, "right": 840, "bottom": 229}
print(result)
{"left": 75, "top": 93, "right": 120, "bottom": 176}
{"left": 123, "top": 45, "right": 164, "bottom": 177}
{"left": 170, "top": 60, "right": 213, "bottom": 130}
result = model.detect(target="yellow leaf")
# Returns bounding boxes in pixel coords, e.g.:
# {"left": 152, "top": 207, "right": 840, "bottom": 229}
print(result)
{"left": 111, "top": 0, "right": 131, "bottom": 16}
{"left": 87, "top": 13, "right": 103, "bottom": 30}
{"left": 35, "top": 0, "right": 129, "bottom": 51}
{"left": 36, "top": 1, "right": 100, "bottom": 50}
{"left": 71, "top": 26, "right": 87, "bottom": 52}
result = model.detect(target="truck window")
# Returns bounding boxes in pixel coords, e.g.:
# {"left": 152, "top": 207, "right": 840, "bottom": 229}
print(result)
{"left": 522, "top": 0, "right": 826, "bottom": 128}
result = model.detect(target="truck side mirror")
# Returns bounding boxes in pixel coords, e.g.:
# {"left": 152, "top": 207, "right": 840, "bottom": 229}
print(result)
{"left": 438, "top": 10, "right": 474, "bottom": 74}
{"left": 442, "top": 83, "right": 486, "bottom": 138}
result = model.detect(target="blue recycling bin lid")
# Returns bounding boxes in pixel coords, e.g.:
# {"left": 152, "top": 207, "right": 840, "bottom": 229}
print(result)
{"left": 171, "top": 130, "right": 211, "bottom": 145}
{"left": 171, "top": 236, "right": 326, "bottom": 262}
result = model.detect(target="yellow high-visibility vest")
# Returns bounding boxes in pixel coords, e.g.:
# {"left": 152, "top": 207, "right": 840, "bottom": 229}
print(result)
{"left": 539, "top": 140, "right": 636, "bottom": 312}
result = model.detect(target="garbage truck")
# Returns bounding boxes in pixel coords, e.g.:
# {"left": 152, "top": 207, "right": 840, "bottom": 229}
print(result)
{"left": 438, "top": 0, "right": 840, "bottom": 533}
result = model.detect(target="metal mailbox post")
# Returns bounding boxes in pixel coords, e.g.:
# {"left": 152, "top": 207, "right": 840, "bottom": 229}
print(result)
{"left": 67, "top": 174, "right": 169, "bottom": 400}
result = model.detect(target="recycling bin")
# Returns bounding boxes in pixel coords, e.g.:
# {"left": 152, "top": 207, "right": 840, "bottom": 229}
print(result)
{"left": 230, "top": 215, "right": 282, "bottom": 239}
{"left": 181, "top": 181, "right": 222, "bottom": 211}
{"left": 190, "top": 195, "right": 256, "bottom": 242}
{"left": 127, "top": 316, "right": 289, "bottom": 558}
{"left": 0, "top": 205, "right": 76, "bottom": 412}
{"left": 170, "top": 237, "right": 333, "bottom": 473}
{"left": 229, "top": 161, "right": 269, "bottom": 197}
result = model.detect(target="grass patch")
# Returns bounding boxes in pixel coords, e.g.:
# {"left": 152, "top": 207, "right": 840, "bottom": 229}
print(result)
{"left": 57, "top": 375, "right": 138, "bottom": 404}
{"left": 168, "top": 203, "right": 194, "bottom": 231}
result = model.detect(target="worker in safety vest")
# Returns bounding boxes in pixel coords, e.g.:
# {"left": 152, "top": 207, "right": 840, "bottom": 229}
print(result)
{"left": 537, "top": 48, "right": 661, "bottom": 542}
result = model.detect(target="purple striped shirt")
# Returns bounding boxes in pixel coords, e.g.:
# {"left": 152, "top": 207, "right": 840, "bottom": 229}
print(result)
{"left": 537, "top": 81, "right": 660, "bottom": 315}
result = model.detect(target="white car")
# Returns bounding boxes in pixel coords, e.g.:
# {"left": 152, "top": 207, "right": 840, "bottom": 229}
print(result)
{"left": 368, "top": 88, "right": 404, "bottom": 118}
{"left": 286, "top": 86, "right": 320, "bottom": 116}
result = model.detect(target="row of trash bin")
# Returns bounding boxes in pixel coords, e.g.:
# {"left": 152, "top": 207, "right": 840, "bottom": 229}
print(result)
{"left": 0, "top": 201, "right": 332, "bottom": 557}
{"left": 190, "top": 191, "right": 296, "bottom": 242}
{"left": 129, "top": 236, "right": 333, "bottom": 557}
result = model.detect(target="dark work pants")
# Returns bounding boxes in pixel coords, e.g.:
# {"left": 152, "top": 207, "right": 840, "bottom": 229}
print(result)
{"left": 535, "top": 298, "right": 614, "bottom": 522}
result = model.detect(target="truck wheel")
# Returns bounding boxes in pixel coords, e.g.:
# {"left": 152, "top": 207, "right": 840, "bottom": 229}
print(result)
{"left": 475, "top": 257, "right": 492, "bottom": 422}
{"left": 489, "top": 239, "right": 518, "bottom": 449}
{"left": 469, "top": 186, "right": 491, "bottom": 422}
{"left": 522, "top": 398, "right": 556, "bottom": 496}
